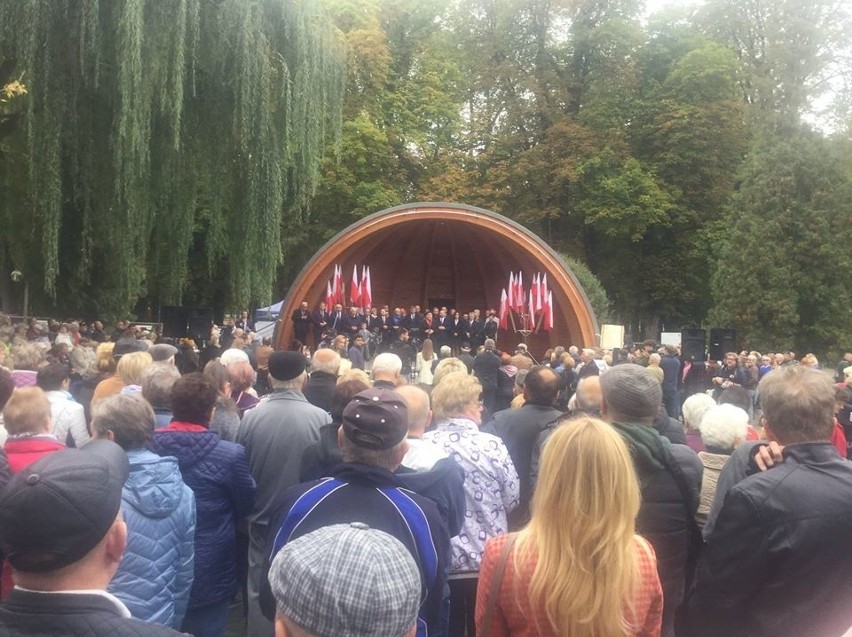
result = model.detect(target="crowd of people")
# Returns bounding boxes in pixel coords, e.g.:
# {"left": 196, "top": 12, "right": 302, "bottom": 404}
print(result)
{"left": 0, "top": 308, "right": 851, "bottom": 637}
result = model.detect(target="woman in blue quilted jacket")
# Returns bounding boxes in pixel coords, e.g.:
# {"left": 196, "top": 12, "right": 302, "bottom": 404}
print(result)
{"left": 91, "top": 393, "right": 195, "bottom": 629}
{"left": 153, "top": 372, "right": 256, "bottom": 637}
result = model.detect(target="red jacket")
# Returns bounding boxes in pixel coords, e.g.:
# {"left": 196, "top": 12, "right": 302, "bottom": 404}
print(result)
{"left": 4, "top": 436, "right": 66, "bottom": 474}
{"left": 832, "top": 420, "right": 847, "bottom": 458}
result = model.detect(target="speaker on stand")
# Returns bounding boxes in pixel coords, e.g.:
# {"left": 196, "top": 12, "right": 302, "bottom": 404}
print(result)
{"left": 680, "top": 328, "right": 706, "bottom": 362}
{"left": 709, "top": 328, "right": 737, "bottom": 362}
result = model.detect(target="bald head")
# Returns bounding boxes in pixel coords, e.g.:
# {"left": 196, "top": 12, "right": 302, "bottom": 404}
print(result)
{"left": 574, "top": 376, "right": 602, "bottom": 413}
{"left": 396, "top": 385, "right": 432, "bottom": 438}
{"left": 523, "top": 366, "right": 560, "bottom": 407}
{"left": 311, "top": 348, "right": 341, "bottom": 376}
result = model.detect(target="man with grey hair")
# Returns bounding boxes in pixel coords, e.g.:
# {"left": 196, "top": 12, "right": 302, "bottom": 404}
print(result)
{"left": 238, "top": 351, "right": 331, "bottom": 637}
{"left": 575, "top": 347, "right": 600, "bottom": 381}
{"left": 371, "top": 352, "right": 403, "bottom": 389}
{"left": 600, "top": 364, "right": 702, "bottom": 637}
{"left": 430, "top": 345, "right": 453, "bottom": 377}
{"left": 302, "top": 348, "right": 340, "bottom": 414}
{"left": 686, "top": 366, "right": 852, "bottom": 637}
{"left": 141, "top": 363, "right": 181, "bottom": 428}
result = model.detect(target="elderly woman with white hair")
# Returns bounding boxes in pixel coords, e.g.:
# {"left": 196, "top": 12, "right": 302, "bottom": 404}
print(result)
{"left": 681, "top": 393, "right": 716, "bottom": 453}
{"left": 695, "top": 403, "right": 749, "bottom": 528}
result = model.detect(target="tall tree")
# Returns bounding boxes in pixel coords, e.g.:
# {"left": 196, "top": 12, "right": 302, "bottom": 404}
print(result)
{"left": 699, "top": 0, "right": 851, "bottom": 125}
{"left": 710, "top": 129, "right": 852, "bottom": 357}
{"left": 0, "top": 0, "right": 345, "bottom": 317}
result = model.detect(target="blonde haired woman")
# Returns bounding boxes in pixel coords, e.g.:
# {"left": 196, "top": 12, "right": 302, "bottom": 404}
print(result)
{"left": 118, "top": 351, "right": 154, "bottom": 388}
{"left": 475, "top": 416, "right": 663, "bottom": 637}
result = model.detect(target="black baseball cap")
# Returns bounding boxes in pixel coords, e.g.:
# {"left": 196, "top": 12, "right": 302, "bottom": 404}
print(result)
{"left": 342, "top": 388, "right": 409, "bottom": 451}
{"left": 0, "top": 440, "right": 129, "bottom": 572}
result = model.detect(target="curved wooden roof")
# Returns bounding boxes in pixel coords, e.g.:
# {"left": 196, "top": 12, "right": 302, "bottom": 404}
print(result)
{"left": 276, "top": 203, "right": 598, "bottom": 352}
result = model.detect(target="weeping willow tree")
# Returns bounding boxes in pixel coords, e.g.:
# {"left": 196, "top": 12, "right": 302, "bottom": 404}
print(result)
{"left": 0, "top": 0, "right": 345, "bottom": 316}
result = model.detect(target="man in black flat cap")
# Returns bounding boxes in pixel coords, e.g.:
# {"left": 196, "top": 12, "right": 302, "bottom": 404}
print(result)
{"left": 237, "top": 351, "right": 332, "bottom": 637}
{"left": 0, "top": 441, "right": 184, "bottom": 636}
{"left": 259, "top": 387, "right": 451, "bottom": 637}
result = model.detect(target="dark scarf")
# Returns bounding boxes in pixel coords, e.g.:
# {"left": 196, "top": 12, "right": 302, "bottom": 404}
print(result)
{"left": 611, "top": 421, "right": 672, "bottom": 473}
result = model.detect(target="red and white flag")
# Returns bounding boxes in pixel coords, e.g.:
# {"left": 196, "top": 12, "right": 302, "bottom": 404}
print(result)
{"left": 544, "top": 290, "right": 554, "bottom": 331}
{"left": 333, "top": 264, "right": 343, "bottom": 304}
{"left": 507, "top": 272, "right": 515, "bottom": 310}
{"left": 361, "top": 266, "right": 372, "bottom": 309}
{"left": 326, "top": 280, "right": 333, "bottom": 309}
{"left": 532, "top": 274, "right": 541, "bottom": 313}
{"left": 528, "top": 288, "right": 535, "bottom": 321}
{"left": 350, "top": 265, "right": 361, "bottom": 307}
{"left": 541, "top": 273, "right": 548, "bottom": 309}
{"left": 515, "top": 271, "right": 524, "bottom": 311}
{"left": 498, "top": 288, "right": 508, "bottom": 330}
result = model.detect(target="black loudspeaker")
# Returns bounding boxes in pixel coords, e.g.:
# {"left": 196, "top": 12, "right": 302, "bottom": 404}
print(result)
{"left": 161, "top": 306, "right": 214, "bottom": 344}
{"left": 680, "top": 328, "right": 706, "bottom": 361}
{"left": 709, "top": 328, "right": 737, "bottom": 362}
{"left": 187, "top": 308, "right": 214, "bottom": 344}
{"left": 161, "top": 306, "right": 188, "bottom": 339}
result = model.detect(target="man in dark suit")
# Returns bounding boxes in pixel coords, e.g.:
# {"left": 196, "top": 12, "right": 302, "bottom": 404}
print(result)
{"left": 433, "top": 308, "right": 450, "bottom": 348}
{"left": 467, "top": 309, "right": 484, "bottom": 349}
{"left": 402, "top": 306, "right": 423, "bottom": 344}
{"left": 291, "top": 302, "right": 312, "bottom": 347}
{"left": 311, "top": 302, "right": 330, "bottom": 345}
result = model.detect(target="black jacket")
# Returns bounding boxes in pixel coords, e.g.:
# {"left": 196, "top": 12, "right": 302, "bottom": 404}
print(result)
{"left": 261, "top": 463, "right": 450, "bottom": 637}
{"left": 0, "top": 589, "right": 184, "bottom": 636}
{"left": 484, "top": 403, "right": 563, "bottom": 529}
{"left": 0, "top": 448, "right": 10, "bottom": 492}
{"left": 302, "top": 371, "right": 337, "bottom": 414}
{"left": 686, "top": 443, "right": 852, "bottom": 637}
{"left": 615, "top": 423, "right": 702, "bottom": 637}
{"left": 473, "top": 350, "right": 500, "bottom": 389}
{"left": 397, "top": 457, "right": 466, "bottom": 537}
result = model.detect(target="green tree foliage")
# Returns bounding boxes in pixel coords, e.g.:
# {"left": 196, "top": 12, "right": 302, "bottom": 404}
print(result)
{"left": 562, "top": 255, "right": 612, "bottom": 324}
{"left": 699, "top": 0, "right": 852, "bottom": 125}
{"left": 0, "top": 0, "right": 344, "bottom": 316}
{"left": 710, "top": 130, "right": 852, "bottom": 357}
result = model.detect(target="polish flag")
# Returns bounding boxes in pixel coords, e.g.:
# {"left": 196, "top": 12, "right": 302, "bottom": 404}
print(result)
{"left": 361, "top": 266, "right": 372, "bottom": 309}
{"left": 531, "top": 274, "right": 540, "bottom": 313}
{"left": 334, "top": 265, "right": 343, "bottom": 304}
{"left": 528, "top": 288, "right": 535, "bottom": 321}
{"left": 515, "top": 271, "right": 524, "bottom": 311}
{"left": 350, "top": 265, "right": 361, "bottom": 307}
{"left": 544, "top": 291, "right": 554, "bottom": 331}
{"left": 498, "top": 288, "right": 508, "bottom": 330}
{"left": 507, "top": 272, "right": 515, "bottom": 311}
{"left": 326, "top": 280, "right": 333, "bottom": 309}
{"left": 541, "top": 273, "right": 548, "bottom": 310}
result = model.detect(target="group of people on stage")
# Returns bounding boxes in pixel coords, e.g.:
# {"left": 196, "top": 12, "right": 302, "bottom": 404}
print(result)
{"left": 291, "top": 302, "right": 501, "bottom": 353}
